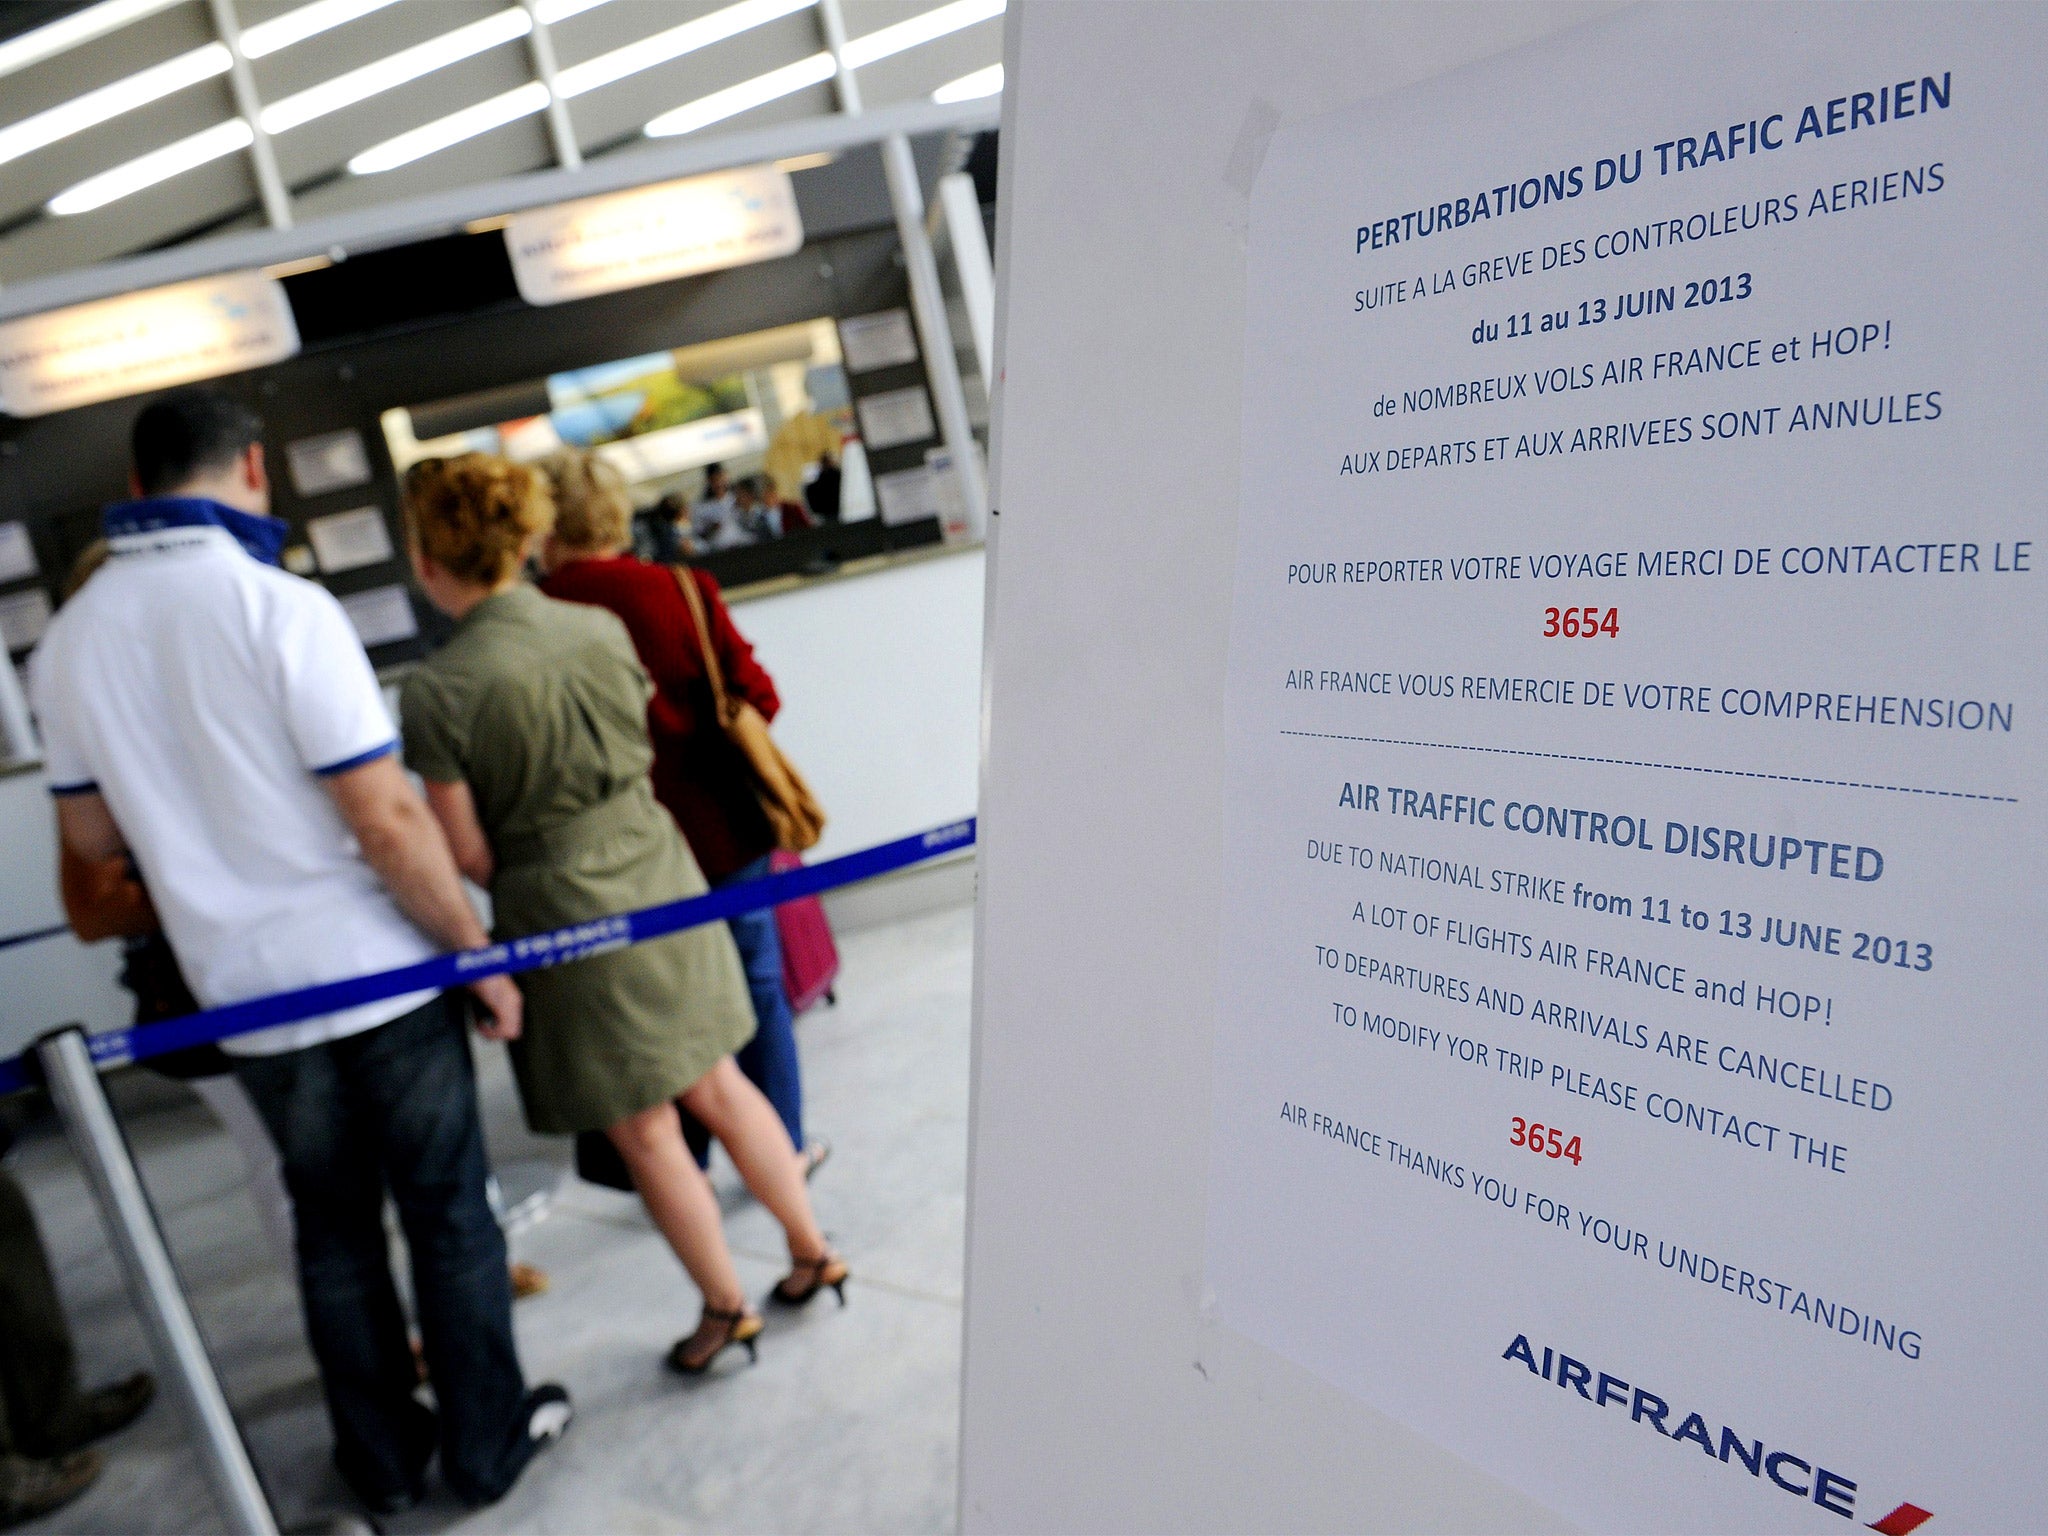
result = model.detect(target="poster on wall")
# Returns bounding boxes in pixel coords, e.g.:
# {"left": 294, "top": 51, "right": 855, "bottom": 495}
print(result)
{"left": 0, "top": 588, "right": 53, "bottom": 654}
{"left": 339, "top": 584, "right": 418, "bottom": 649}
{"left": 1205, "top": 7, "right": 2045, "bottom": 1533}
{"left": 0, "top": 524, "right": 39, "bottom": 584}
{"left": 839, "top": 309, "right": 921, "bottom": 373}
{"left": 286, "top": 429, "right": 372, "bottom": 498}
{"left": 856, "top": 386, "right": 936, "bottom": 450}
{"left": 306, "top": 506, "right": 394, "bottom": 574}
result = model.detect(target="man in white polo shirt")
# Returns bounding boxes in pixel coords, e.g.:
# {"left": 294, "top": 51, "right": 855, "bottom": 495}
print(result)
{"left": 31, "top": 389, "right": 568, "bottom": 1514}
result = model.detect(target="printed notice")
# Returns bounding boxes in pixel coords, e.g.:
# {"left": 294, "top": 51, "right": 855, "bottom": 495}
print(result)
{"left": 339, "top": 584, "right": 418, "bottom": 648}
{"left": 839, "top": 309, "right": 920, "bottom": 373}
{"left": 0, "top": 524, "right": 39, "bottom": 583}
{"left": 874, "top": 464, "right": 942, "bottom": 525}
{"left": 0, "top": 588, "right": 52, "bottom": 653}
{"left": 286, "top": 430, "right": 372, "bottom": 497}
{"left": 855, "top": 386, "right": 936, "bottom": 450}
{"left": 1205, "top": 9, "right": 2047, "bottom": 1534}
{"left": 307, "top": 506, "right": 395, "bottom": 574}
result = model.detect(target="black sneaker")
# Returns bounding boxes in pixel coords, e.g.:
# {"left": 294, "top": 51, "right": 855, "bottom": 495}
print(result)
{"left": 523, "top": 1384, "right": 573, "bottom": 1451}
{"left": 458, "top": 1383, "right": 573, "bottom": 1509}
{"left": 335, "top": 1399, "right": 437, "bottom": 1517}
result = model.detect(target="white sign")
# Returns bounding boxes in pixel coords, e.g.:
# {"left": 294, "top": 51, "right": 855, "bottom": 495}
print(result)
{"left": 306, "top": 505, "right": 394, "bottom": 574}
{"left": 504, "top": 166, "right": 804, "bottom": 306}
{"left": 594, "top": 407, "right": 767, "bottom": 484}
{"left": 0, "top": 271, "right": 298, "bottom": 418}
{"left": 1206, "top": 9, "right": 2044, "bottom": 1534}
{"left": 924, "top": 443, "right": 982, "bottom": 543}
{"left": 874, "top": 464, "right": 941, "bottom": 526}
{"left": 839, "top": 308, "right": 920, "bottom": 373}
{"left": 856, "top": 386, "right": 936, "bottom": 450}
{"left": 0, "top": 588, "right": 52, "bottom": 652}
{"left": 339, "top": 584, "right": 418, "bottom": 648}
{"left": 0, "top": 523, "right": 37, "bottom": 583}
{"left": 0, "top": 656, "right": 35, "bottom": 765}
{"left": 286, "top": 429, "right": 372, "bottom": 497}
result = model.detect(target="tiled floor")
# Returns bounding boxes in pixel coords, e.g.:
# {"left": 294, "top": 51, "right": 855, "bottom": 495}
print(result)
{"left": 14, "top": 903, "right": 973, "bottom": 1536}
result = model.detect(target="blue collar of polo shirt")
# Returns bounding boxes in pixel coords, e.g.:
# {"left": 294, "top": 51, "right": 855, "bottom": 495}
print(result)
{"left": 103, "top": 496, "right": 289, "bottom": 568}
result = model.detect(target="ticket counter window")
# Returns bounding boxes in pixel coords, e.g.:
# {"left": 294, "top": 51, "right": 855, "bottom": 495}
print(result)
{"left": 380, "top": 319, "right": 907, "bottom": 594}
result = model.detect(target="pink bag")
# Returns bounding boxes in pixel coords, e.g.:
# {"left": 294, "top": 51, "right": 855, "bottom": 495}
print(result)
{"left": 771, "top": 849, "right": 841, "bottom": 1013}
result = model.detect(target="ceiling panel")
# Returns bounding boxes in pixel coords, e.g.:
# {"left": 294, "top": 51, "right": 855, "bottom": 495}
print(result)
{"left": 839, "top": 0, "right": 937, "bottom": 35}
{"left": 546, "top": 0, "right": 751, "bottom": 72}
{"left": 852, "top": 14, "right": 999, "bottom": 106}
{"left": 560, "top": 8, "right": 825, "bottom": 150}
{"left": 0, "top": 0, "right": 1004, "bottom": 293}
{"left": 0, "top": 144, "right": 256, "bottom": 282}
{"left": 246, "top": 0, "right": 502, "bottom": 101}
{"left": 0, "top": 73, "right": 241, "bottom": 230}
{"left": 292, "top": 108, "right": 554, "bottom": 218}
{"left": 267, "top": 35, "right": 542, "bottom": 184}
{"left": 0, "top": 1, "right": 211, "bottom": 123}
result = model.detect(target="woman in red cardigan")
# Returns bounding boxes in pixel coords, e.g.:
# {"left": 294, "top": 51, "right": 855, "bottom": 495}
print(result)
{"left": 535, "top": 449, "right": 825, "bottom": 1180}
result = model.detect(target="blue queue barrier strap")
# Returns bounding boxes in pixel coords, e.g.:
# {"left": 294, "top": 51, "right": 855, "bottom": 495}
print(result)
{"left": 2, "top": 818, "right": 974, "bottom": 1097}
{"left": 0, "top": 923, "right": 70, "bottom": 953}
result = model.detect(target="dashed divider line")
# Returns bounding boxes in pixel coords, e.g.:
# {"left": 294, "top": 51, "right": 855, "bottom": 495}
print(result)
{"left": 1278, "top": 730, "right": 2019, "bottom": 804}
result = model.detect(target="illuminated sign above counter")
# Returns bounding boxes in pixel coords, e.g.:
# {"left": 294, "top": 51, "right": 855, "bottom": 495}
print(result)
{"left": 503, "top": 165, "right": 804, "bottom": 307}
{"left": 0, "top": 271, "right": 299, "bottom": 418}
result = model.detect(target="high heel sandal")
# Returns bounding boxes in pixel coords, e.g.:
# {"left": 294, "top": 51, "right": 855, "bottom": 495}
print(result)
{"left": 666, "top": 1305, "right": 764, "bottom": 1375}
{"left": 772, "top": 1250, "right": 850, "bottom": 1308}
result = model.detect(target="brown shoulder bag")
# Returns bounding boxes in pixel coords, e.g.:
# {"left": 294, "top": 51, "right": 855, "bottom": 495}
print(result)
{"left": 672, "top": 565, "right": 826, "bottom": 853}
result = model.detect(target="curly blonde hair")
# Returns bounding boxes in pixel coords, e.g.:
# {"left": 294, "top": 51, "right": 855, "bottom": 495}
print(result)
{"left": 403, "top": 453, "right": 554, "bottom": 585}
{"left": 538, "top": 447, "right": 632, "bottom": 555}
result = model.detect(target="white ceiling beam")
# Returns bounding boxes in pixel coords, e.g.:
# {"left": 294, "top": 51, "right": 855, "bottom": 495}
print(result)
{"left": 0, "top": 93, "right": 999, "bottom": 322}
{"left": 207, "top": 0, "right": 293, "bottom": 228}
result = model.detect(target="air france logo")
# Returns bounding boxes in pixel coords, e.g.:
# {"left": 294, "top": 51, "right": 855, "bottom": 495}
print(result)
{"left": 1502, "top": 1335, "right": 1931, "bottom": 1532}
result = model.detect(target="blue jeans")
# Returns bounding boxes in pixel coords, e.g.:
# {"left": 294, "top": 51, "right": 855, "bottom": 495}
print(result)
{"left": 683, "top": 854, "right": 804, "bottom": 1164}
{"left": 235, "top": 995, "right": 534, "bottom": 1506}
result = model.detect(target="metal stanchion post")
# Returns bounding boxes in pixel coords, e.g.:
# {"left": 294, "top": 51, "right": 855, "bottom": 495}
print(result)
{"left": 35, "top": 1027, "right": 280, "bottom": 1536}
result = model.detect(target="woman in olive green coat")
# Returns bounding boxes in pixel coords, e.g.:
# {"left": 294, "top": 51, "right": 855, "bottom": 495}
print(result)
{"left": 400, "top": 454, "right": 847, "bottom": 1375}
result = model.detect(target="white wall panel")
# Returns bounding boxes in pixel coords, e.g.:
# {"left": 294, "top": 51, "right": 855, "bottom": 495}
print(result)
{"left": 962, "top": 4, "right": 1622, "bottom": 1530}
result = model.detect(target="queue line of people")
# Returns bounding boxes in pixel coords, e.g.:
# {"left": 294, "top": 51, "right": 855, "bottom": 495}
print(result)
{"left": 25, "top": 388, "right": 847, "bottom": 1520}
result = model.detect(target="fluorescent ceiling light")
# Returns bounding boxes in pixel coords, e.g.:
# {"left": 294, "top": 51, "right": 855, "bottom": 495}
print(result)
{"left": 841, "top": 0, "right": 1004, "bottom": 69}
{"left": 348, "top": 81, "right": 550, "bottom": 174}
{"left": 775, "top": 151, "right": 837, "bottom": 173}
{"left": 643, "top": 50, "right": 834, "bottom": 138}
{"left": 0, "top": 0, "right": 184, "bottom": 85}
{"left": 47, "top": 117, "right": 253, "bottom": 215}
{"left": 0, "top": 42, "right": 231, "bottom": 171}
{"left": 555, "top": 0, "right": 812, "bottom": 100}
{"left": 260, "top": 7, "right": 532, "bottom": 133}
{"left": 932, "top": 62, "right": 1001, "bottom": 102}
{"left": 239, "top": 0, "right": 405, "bottom": 59}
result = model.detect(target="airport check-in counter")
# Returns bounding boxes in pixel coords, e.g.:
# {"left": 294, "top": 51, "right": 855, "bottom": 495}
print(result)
{"left": 0, "top": 139, "right": 994, "bottom": 1060}
{"left": 0, "top": 538, "right": 983, "bottom": 1061}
